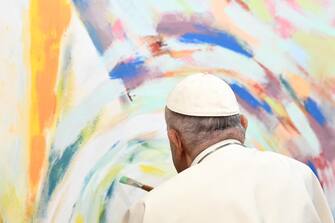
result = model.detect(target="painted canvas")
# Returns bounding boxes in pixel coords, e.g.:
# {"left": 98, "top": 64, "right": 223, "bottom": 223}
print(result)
{"left": 1, "top": 0, "right": 335, "bottom": 222}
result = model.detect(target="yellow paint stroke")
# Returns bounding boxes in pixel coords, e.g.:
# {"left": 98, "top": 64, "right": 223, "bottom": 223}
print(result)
{"left": 164, "top": 67, "right": 243, "bottom": 79}
{"left": 0, "top": 184, "right": 25, "bottom": 223}
{"left": 75, "top": 214, "right": 85, "bottom": 223}
{"left": 248, "top": 0, "right": 272, "bottom": 22}
{"left": 93, "top": 165, "right": 123, "bottom": 222}
{"left": 29, "top": 0, "right": 71, "bottom": 217}
{"left": 55, "top": 65, "right": 76, "bottom": 114}
{"left": 296, "top": 0, "right": 322, "bottom": 13}
{"left": 293, "top": 31, "right": 335, "bottom": 79}
{"left": 140, "top": 164, "right": 165, "bottom": 176}
{"left": 264, "top": 97, "right": 287, "bottom": 117}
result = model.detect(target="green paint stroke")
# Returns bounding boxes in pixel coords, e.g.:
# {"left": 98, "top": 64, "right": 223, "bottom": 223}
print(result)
{"left": 279, "top": 75, "right": 300, "bottom": 103}
{"left": 247, "top": 0, "right": 273, "bottom": 22}
{"left": 46, "top": 118, "right": 98, "bottom": 199}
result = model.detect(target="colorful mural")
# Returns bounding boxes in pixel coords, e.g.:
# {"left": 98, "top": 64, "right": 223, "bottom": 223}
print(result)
{"left": 1, "top": 0, "right": 335, "bottom": 222}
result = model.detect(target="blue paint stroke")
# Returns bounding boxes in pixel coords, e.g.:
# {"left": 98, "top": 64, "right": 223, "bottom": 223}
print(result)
{"left": 106, "top": 181, "right": 116, "bottom": 199}
{"left": 84, "top": 22, "right": 105, "bottom": 54}
{"left": 72, "top": 0, "right": 109, "bottom": 54}
{"left": 261, "top": 101, "right": 272, "bottom": 114}
{"left": 45, "top": 119, "right": 98, "bottom": 199}
{"left": 36, "top": 135, "right": 84, "bottom": 218}
{"left": 179, "top": 27, "right": 253, "bottom": 58}
{"left": 304, "top": 97, "right": 326, "bottom": 126}
{"left": 100, "top": 182, "right": 115, "bottom": 223}
{"left": 47, "top": 135, "right": 84, "bottom": 198}
{"left": 72, "top": 0, "right": 90, "bottom": 9}
{"left": 99, "top": 181, "right": 116, "bottom": 223}
{"left": 109, "top": 58, "right": 145, "bottom": 80}
{"left": 306, "top": 160, "right": 319, "bottom": 179}
{"left": 230, "top": 83, "right": 272, "bottom": 114}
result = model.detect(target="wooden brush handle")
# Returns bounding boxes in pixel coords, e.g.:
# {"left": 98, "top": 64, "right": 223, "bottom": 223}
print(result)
{"left": 141, "top": 185, "right": 154, "bottom": 192}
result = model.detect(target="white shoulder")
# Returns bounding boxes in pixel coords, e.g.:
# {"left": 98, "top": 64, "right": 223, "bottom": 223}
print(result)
{"left": 276, "top": 153, "right": 334, "bottom": 223}
{"left": 122, "top": 201, "right": 146, "bottom": 223}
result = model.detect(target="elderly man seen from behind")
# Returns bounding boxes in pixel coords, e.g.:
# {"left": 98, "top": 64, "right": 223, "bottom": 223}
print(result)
{"left": 123, "top": 73, "right": 334, "bottom": 223}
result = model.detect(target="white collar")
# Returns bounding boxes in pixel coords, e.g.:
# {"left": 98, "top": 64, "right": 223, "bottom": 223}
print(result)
{"left": 191, "top": 139, "right": 242, "bottom": 166}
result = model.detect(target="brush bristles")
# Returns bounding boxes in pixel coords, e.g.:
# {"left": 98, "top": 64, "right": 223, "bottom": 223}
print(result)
{"left": 119, "top": 176, "right": 143, "bottom": 188}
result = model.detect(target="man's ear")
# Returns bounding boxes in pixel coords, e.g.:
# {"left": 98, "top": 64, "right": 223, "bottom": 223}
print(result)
{"left": 167, "top": 128, "right": 189, "bottom": 172}
{"left": 167, "top": 128, "right": 182, "bottom": 155}
{"left": 240, "top": 114, "right": 248, "bottom": 130}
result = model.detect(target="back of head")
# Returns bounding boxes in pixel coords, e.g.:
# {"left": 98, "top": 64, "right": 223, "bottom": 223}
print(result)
{"left": 165, "top": 109, "right": 244, "bottom": 149}
{"left": 165, "top": 73, "right": 247, "bottom": 172}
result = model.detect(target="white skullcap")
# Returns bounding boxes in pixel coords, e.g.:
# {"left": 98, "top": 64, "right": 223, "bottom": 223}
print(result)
{"left": 167, "top": 73, "right": 240, "bottom": 116}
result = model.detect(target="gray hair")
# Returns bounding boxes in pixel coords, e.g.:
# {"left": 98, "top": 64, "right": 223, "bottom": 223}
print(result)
{"left": 165, "top": 108, "right": 245, "bottom": 147}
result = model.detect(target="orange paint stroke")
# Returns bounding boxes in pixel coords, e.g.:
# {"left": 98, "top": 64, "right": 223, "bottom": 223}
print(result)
{"left": 287, "top": 73, "right": 311, "bottom": 99}
{"left": 29, "top": 0, "right": 71, "bottom": 217}
{"left": 168, "top": 50, "right": 198, "bottom": 58}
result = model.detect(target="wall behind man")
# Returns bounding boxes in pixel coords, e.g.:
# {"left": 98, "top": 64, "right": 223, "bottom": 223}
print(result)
{"left": 1, "top": 0, "right": 335, "bottom": 222}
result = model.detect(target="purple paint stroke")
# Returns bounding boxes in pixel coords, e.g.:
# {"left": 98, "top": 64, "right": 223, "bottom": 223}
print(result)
{"left": 256, "top": 61, "right": 284, "bottom": 100}
{"left": 304, "top": 112, "right": 335, "bottom": 161}
{"left": 157, "top": 13, "right": 214, "bottom": 36}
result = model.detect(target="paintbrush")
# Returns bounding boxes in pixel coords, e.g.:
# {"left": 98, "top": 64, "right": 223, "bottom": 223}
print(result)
{"left": 119, "top": 176, "right": 154, "bottom": 192}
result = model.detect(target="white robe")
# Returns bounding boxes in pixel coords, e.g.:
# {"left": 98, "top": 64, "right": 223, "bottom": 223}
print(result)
{"left": 123, "top": 139, "right": 334, "bottom": 223}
